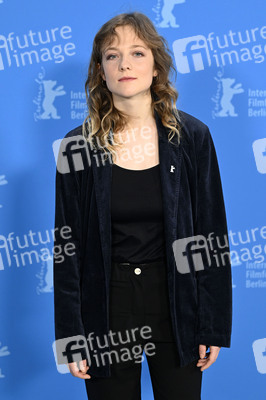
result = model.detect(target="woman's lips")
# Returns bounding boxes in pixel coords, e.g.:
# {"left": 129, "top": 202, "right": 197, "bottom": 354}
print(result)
{"left": 119, "top": 78, "right": 137, "bottom": 81}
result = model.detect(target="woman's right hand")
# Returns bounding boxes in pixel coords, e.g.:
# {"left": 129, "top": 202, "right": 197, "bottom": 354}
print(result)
{"left": 67, "top": 359, "right": 91, "bottom": 379}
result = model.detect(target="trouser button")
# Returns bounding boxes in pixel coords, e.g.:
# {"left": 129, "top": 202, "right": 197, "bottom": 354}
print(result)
{"left": 134, "top": 267, "right": 141, "bottom": 275}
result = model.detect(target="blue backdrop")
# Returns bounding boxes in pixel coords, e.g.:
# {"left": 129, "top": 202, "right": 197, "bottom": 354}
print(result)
{"left": 0, "top": 1, "right": 266, "bottom": 399}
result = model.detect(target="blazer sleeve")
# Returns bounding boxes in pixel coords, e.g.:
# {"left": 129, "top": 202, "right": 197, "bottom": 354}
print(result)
{"left": 194, "top": 126, "right": 233, "bottom": 348}
{"left": 53, "top": 135, "right": 86, "bottom": 361}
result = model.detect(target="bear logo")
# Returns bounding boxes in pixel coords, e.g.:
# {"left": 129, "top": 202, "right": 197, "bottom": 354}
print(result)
{"left": 215, "top": 78, "right": 244, "bottom": 117}
{"left": 40, "top": 80, "right": 66, "bottom": 119}
{"left": 156, "top": 0, "right": 185, "bottom": 28}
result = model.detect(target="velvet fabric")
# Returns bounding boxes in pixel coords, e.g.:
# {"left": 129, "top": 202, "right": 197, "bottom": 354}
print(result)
{"left": 53, "top": 109, "right": 232, "bottom": 378}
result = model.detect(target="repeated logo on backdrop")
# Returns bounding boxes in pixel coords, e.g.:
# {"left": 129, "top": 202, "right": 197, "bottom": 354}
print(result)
{"left": 212, "top": 66, "right": 244, "bottom": 118}
{"left": 0, "top": 0, "right": 265, "bottom": 383}
{"left": 0, "top": 25, "right": 76, "bottom": 70}
{"left": 33, "top": 66, "right": 66, "bottom": 121}
{"left": 33, "top": 66, "right": 87, "bottom": 121}
{"left": 172, "top": 25, "right": 266, "bottom": 72}
{"left": 253, "top": 338, "right": 266, "bottom": 374}
{"left": 153, "top": 0, "right": 186, "bottom": 28}
{"left": 36, "top": 256, "right": 54, "bottom": 294}
{"left": 252, "top": 138, "right": 266, "bottom": 174}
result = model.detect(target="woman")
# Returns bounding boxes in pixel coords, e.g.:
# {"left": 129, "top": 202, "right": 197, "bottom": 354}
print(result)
{"left": 53, "top": 11, "right": 232, "bottom": 400}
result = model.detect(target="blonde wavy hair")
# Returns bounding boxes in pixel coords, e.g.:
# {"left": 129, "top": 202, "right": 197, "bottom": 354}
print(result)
{"left": 82, "top": 11, "right": 183, "bottom": 159}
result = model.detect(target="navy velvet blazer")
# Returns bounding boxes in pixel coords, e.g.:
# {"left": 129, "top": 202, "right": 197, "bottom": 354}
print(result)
{"left": 53, "top": 109, "right": 232, "bottom": 378}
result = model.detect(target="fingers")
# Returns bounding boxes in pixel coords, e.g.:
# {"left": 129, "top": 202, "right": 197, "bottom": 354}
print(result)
{"left": 68, "top": 359, "right": 91, "bottom": 379}
{"left": 198, "top": 344, "right": 207, "bottom": 359}
{"left": 197, "top": 345, "right": 221, "bottom": 371}
{"left": 79, "top": 359, "right": 87, "bottom": 372}
{"left": 78, "top": 359, "right": 91, "bottom": 379}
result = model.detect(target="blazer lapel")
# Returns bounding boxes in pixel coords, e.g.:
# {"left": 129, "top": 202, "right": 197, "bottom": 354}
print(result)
{"left": 91, "top": 111, "right": 183, "bottom": 283}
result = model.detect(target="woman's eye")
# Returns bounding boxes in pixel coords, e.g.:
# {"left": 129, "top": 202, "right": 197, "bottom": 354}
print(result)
{"left": 106, "top": 51, "right": 144, "bottom": 60}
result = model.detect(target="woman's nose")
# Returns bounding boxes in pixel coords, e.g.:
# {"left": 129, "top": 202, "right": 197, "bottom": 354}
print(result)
{"left": 119, "top": 57, "right": 131, "bottom": 71}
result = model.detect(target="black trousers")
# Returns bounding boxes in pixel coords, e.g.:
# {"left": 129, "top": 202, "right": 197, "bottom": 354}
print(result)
{"left": 85, "top": 260, "right": 202, "bottom": 400}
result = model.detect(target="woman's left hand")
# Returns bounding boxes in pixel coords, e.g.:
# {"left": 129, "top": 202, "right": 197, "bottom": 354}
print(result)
{"left": 196, "top": 344, "right": 221, "bottom": 371}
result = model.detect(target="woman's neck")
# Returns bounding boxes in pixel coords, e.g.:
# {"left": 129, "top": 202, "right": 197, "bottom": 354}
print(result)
{"left": 113, "top": 94, "right": 155, "bottom": 131}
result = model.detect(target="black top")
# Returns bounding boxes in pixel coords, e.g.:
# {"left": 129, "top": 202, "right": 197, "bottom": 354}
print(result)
{"left": 111, "top": 163, "right": 167, "bottom": 263}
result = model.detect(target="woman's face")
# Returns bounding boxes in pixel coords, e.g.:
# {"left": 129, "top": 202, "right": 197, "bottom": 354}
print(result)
{"left": 99, "top": 25, "right": 158, "bottom": 102}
